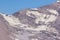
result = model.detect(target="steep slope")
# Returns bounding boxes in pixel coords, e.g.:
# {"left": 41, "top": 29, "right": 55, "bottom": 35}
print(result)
{"left": 0, "top": 14, "right": 13, "bottom": 40}
{"left": 0, "top": 2, "right": 60, "bottom": 40}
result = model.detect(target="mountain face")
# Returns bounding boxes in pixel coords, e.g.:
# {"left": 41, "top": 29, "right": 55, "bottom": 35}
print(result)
{"left": 0, "top": 2, "right": 60, "bottom": 40}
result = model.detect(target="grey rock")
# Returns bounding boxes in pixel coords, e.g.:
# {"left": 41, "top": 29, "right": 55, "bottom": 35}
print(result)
{"left": 0, "top": 2, "right": 60, "bottom": 40}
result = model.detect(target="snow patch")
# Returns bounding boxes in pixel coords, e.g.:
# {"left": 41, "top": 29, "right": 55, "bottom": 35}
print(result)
{"left": 23, "top": 25, "right": 47, "bottom": 31}
{"left": 45, "top": 15, "right": 57, "bottom": 24}
{"left": 47, "top": 9, "right": 58, "bottom": 15}
{"left": 2, "top": 14, "right": 20, "bottom": 26}
{"left": 26, "top": 10, "right": 58, "bottom": 24}
{"left": 26, "top": 10, "right": 41, "bottom": 17}
{"left": 26, "top": 10, "right": 43, "bottom": 24}
{"left": 31, "top": 8, "right": 38, "bottom": 10}
{"left": 57, "top": 0, "right": 60, "bottom": 2}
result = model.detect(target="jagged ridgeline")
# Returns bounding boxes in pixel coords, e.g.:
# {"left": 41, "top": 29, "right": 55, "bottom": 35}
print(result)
{"left": 0, "top": 1, "right": 60, "bottom": 40}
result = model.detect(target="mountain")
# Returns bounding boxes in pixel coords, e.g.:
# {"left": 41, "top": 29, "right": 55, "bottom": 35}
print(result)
{"left": 0, "top": 1, "right": 60, "bottom": 40}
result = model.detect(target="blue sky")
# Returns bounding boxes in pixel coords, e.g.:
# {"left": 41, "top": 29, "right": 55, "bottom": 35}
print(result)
{"left": 0, "top": 0, "right": 57, "bottom": 14}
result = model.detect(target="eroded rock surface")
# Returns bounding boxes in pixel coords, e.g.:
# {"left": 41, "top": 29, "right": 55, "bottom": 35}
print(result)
{"left": 0, "top": 2, "right": 60, "bottom": 40}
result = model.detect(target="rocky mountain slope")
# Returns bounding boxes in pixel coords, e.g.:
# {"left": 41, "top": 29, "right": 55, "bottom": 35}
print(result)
{"left": 0, "top": 1, "right": 60, "bottom": 40}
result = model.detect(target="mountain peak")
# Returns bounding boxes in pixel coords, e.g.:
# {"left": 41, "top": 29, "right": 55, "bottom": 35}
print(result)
{"left": 0, "top": 2, "right": 60, "bottom": 40}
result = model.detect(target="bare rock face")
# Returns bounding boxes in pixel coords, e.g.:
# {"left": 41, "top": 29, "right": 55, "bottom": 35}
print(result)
{"left": 0, "top": 2, "right": 60, "bottom": 40}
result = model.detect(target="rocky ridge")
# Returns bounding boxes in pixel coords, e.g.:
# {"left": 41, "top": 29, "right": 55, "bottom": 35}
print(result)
{"left": 0, "top": 1, "right": 60, "bottom": 40}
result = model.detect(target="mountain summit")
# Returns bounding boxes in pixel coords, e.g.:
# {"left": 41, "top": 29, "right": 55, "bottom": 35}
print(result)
{"left": 0, "top": 2, "right": 60, "bottom": 40}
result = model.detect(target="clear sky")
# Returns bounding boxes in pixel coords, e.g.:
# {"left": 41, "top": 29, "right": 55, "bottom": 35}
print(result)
{"left": 0, "top": 0, "right": 57, "bottom": 14}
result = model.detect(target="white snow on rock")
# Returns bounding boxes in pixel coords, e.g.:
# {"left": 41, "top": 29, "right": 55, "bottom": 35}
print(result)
{"left": 26, "top": 10, "right": 41, "bottom": 17}
{"left": 0, "top": 10, "right": 58, "bottom": 32}
{"left": 0, "top": 6, "right": 60, "bottom": 40}
{"left": 31, "top": 8, "right": 38, "bottom": 10}
{"left": 45, "top": 15, "right": 57, "bottom": 24}
{"left": 26, "top": 10, "right": 58, "bottom": 24}
{"left": 23, "top": 25, "right": 48, "bottom": 32}
{"left": 57, "top": 0, "right": 60, "bottom": 2}
{"left": 47, "top": 9, "right": 58, "bottom": 15}
{"left": 2, "top": 14, "right": 20, "bottom": 27}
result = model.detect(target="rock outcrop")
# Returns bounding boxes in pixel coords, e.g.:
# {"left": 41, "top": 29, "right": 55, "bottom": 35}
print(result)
{"left": 0, "top": 2, "right": 60, "bottom": 40}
